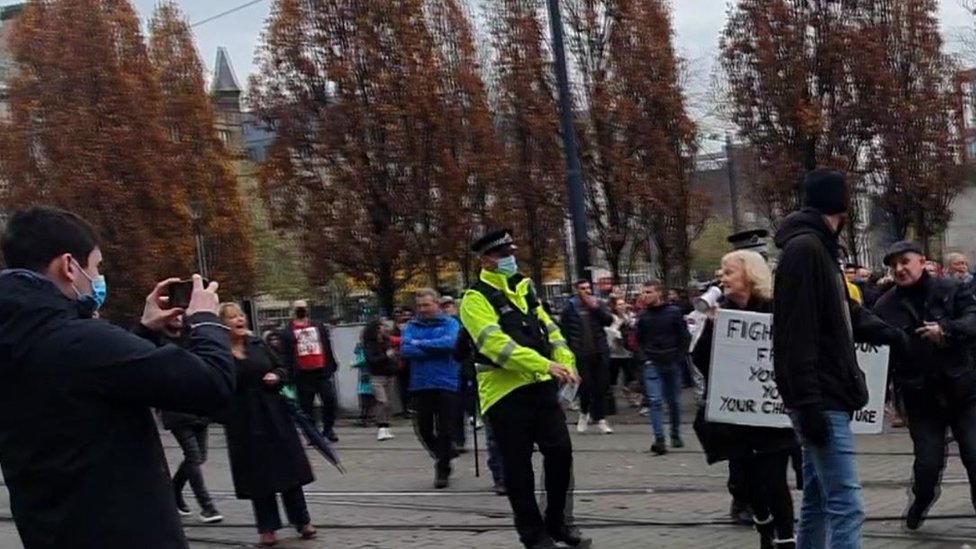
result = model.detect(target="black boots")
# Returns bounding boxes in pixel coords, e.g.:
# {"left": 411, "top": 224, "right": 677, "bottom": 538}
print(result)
{"left": 755, "top": 516, "right": 795, "bottom": 549}
{"left": 650, "top": 437, "right": 668, "bottom": 456}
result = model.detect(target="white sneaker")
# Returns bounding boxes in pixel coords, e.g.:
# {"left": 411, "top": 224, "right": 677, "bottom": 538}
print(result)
{"left": 577, "top": 413, "right": 590, "bottom": 433}
{"left": 597, "top": 420, "right": 614, "bottom": 434}
{"left": 638, "top": 407, "right": 649, "bottom": 416}
{"left": 377, "top": 427, "right": 394, "bottom": 441}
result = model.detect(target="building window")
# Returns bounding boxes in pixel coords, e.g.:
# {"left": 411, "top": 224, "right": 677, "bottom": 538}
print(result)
{"left": 218, "top": 130, "right": 231, "bottom": 144}
{"left": 968, "top": 138, "right": 976, "bottom": 161}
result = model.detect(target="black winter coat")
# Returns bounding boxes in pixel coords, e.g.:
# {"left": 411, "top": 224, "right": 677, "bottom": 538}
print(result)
{"left": 772, "top": 209, "right": 903, "bottom": 413}
{"left": 635, "top": 303, "right": 691, "bottom": 365}
{"left": 872, "top": 273, "right": 976, "bottom": 408}
{"left": 224, "top": 338, "right": 314, "bottom": 499}
{"left": 0, "top": 270, "right": 234, "bottom": 549}
{"left": 364, "top": 337, "right": 399, "bottom": 376}
{"left": 559, "top": 297, "right": 614, "bottom": 359}
{"left": 692, "top": 297, "right": 798, "bottom": 464}
{"left": 149, "top": 330, "right": 210, "bottom": 431}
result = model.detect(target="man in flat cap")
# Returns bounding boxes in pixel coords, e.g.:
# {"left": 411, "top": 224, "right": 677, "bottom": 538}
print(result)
{"left": 872, "top": 241, "right": 976, "bottom": 531}
{"left": 459, "top": 229, "right": 589, "bottom": 549}
{"left": 772, "top": 169, "right": 905, "bottom": 548}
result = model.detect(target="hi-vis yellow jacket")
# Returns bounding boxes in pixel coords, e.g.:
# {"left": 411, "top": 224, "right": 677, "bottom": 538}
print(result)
{"left": 459, "top": 269, "right": 576, "bottom": 414}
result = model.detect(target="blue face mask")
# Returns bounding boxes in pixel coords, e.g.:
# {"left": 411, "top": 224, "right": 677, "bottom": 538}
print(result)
{"left": 496, "top": 255, "right": 518, "bottom": 278}
{"left": 72, "top": 258, "right": 107, "bottom": 312}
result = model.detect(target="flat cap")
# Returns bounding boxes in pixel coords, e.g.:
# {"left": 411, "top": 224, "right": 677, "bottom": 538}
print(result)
{"left": 883, "top": 241, "right": 924, "bottom": 266}
{"left": 471, "top": 228, "right": 516, "bottom": 255}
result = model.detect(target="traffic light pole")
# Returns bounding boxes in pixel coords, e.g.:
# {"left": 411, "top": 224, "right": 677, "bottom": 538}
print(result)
{"left": 547, "top": 0, "right": 591, "bottom": 284}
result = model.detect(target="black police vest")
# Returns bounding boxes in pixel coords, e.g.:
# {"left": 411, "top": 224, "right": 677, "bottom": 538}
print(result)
{"left": 470, "top": 277, "right": 552, "bottom": 367}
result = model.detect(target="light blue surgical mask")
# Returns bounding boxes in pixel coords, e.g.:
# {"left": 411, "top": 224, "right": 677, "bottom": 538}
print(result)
{"left": 72, "top": 258, "right": 107, "bottom": 312}
{"left": 496, "top": 255, "right": 518, "bottom": 278}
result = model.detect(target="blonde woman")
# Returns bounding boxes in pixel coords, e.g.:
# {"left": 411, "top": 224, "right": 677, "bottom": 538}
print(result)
{"left": 691, "top": 251, "right": 797, "bottom": 549}
{"left": 219, "top": 303, "right": 316, "bottom": 547}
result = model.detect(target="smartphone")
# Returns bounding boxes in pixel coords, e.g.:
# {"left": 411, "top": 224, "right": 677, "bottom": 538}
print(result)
{"left": 166, "top": 279, "right": 208, "bottom": 309}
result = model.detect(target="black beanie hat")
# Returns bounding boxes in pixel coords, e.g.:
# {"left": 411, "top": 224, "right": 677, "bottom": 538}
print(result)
{"left": 802, "top": 169, "right": 848, "bottom": 215}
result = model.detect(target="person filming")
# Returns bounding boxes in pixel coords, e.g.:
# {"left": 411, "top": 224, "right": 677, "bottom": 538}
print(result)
{"left": 0, "top": 207, "right": 234, "bottom": 549}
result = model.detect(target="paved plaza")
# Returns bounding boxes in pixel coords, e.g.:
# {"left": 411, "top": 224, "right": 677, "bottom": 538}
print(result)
{"left": 1, "top": 406, "right": 976, "bottom": 548}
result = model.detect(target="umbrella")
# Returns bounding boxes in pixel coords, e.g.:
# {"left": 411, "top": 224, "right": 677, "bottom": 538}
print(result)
{"left": 280, "top": 384, "right": 346, "bottom": 474}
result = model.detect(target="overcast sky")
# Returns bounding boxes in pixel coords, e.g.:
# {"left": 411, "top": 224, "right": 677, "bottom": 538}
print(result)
{"left": 3, "top": 0, "right": 974, "bottom": 136}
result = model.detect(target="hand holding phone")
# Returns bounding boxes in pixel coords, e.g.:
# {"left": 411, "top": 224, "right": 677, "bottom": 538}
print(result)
{"left": 185, "top": 275, "right": 219, "bottom": 317}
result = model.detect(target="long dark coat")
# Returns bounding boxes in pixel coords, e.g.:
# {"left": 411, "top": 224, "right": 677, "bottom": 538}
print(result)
{"left": 224, "top": 338, "right": 314, "bottom": 499}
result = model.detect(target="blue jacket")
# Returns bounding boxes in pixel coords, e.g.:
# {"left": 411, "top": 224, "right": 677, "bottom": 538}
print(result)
{"left": 400, "top": 314, "right": 461, "bottom": 392}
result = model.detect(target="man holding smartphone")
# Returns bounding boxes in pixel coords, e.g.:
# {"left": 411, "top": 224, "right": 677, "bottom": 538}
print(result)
{"left": 0, "top": 207, "right": 234, "bottom": 549}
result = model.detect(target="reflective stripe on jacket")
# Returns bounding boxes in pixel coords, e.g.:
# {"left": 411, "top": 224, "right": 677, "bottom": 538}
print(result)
{"left": 459, "top": 269, "right": 575, "bottom": 414}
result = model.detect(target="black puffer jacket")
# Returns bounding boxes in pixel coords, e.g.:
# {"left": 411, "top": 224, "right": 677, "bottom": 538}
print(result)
{"left": 772, "top": 208, "right": 903, "bottom": 413}
{"left": 873, "top": 272, "right": 976, "bottom": 407}
{"left": 692, "top": 296, "right": 798, "bottom": 463}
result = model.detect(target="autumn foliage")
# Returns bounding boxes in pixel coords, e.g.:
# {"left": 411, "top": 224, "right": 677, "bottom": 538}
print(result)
{"left": 0, "top": 0, "right": 194, "bottom": 319}
{"left": 148, "top": 2, "right": 256, "bottom": 297}
{"left": 565, "top": 0, "right": 707, "bottom": 284}
{"left": 722, "top": 0, "right": 962, "bottom": 257}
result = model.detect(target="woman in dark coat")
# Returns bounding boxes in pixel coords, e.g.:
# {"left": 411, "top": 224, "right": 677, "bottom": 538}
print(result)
{"left": 692, "top": 251, "right": 798, "bottom": 549}
{"left": 219, "top": 303, "right": 316, "bottom": 547}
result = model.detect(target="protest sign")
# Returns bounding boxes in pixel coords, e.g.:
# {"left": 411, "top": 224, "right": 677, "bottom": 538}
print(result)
{"left": 704, "top": 309, "right": 889, "bottom": 434}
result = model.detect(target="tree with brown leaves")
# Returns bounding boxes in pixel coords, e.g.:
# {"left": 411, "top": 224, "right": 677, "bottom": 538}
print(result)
{"left": 148, "top": 1, "right": 256, "bottom": 298}
{"left": 489, "top": 0, "right": 566, "bottom": 289}
{"left": 721, "top": 1, "right": 868, "bottom": 235}
{"left": 251, "top": 0, "right": 454, "bottom": 314}
{"left": 424, "top": 0, "right": 507, "bottom": 288}
{"left": 0, "top": 0, "right": 193, "bottom": 319}
{"left": 859, "top": 0, "right": 962, "bottom": 254}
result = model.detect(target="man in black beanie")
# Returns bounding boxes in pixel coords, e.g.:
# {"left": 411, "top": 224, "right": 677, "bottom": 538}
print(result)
{"left": 771, "top": 169, "right": 905, "bottom": 549}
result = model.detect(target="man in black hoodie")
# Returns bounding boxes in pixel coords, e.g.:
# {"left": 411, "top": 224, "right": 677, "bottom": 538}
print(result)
{"left": 773, "top": 170, "right": 904, "bottom": 549}
{"left": 0, "top": 207, "right": 234, "bottom": 549}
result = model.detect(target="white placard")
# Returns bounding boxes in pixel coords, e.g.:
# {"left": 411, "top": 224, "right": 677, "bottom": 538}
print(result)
{"left": 704, "top": 309, "right": 889, "bottom": 434}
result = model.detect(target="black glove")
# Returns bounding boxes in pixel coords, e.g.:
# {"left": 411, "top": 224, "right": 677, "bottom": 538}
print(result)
{"left": 795, "top": 407, "right": 830, "bottom": 447}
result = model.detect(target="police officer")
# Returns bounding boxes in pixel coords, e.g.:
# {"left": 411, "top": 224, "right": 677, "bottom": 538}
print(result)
{"left": 459, "top": 229, "right": 590, "bottom": 549}
{"left": 872, "top": 241, "right": 976, "bottom": 531}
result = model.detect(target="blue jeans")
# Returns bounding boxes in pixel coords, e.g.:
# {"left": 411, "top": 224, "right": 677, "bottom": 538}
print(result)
{"left": 643, "top": 361, "right": 682, "bottom": 440}
{"left": 791, "top": 411, "right": 864, "bottom": 549}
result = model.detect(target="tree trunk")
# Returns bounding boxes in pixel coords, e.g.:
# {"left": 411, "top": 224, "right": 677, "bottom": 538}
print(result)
{"left": 377, "top": 260, "right": 396, "bottom": 318}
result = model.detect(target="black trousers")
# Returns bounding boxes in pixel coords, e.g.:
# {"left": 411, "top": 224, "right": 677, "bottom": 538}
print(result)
{"left": 744, "top": 450, "right": 795, "bottom": 541}
{"left": 578, "top": 354, "right": 609, "bottom": 422}
{"left": 172, "top": 424, "right": 213, "bottom": 509}
{"left": 251, "top": 486, "right": 311, "bottom": 534}
{"left": 412, "top": 389, "right": 459, "bottom": 474}
{"left": 486, "top": 381, "right": 573, "bottom": 548}
{"left": 728, "top": 457, "right": 750, "bottom": 506}
{"left": 296, "top": 369, "right": 337, "bottom": 435}
{"left": 905, "top": 392, "right": 976, "bottom": 513}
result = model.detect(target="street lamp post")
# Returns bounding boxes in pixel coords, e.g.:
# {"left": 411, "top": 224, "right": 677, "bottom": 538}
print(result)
{"left": 546, "top": 0, "right": 591, "bottom": 284}
{"left": 187, "top": 200, "right": 209, "bottom": 279}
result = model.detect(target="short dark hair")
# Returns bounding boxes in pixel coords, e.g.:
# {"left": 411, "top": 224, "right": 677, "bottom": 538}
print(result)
{"left": 844, "top": 263, "right": 859, "bottom": 270}
{"left": 1, "top": 207, "right": 100, "bottom": 272}
{"left": 574, "top": 279, "right": 590, "bottom": 288}
{"left": 643, "top": 280, "right": 662, "bottom": 290}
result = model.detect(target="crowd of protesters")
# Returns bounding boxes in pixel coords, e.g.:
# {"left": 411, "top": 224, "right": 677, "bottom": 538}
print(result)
{"left": 5, "top": 195, "right": 976, "bottom": 549}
